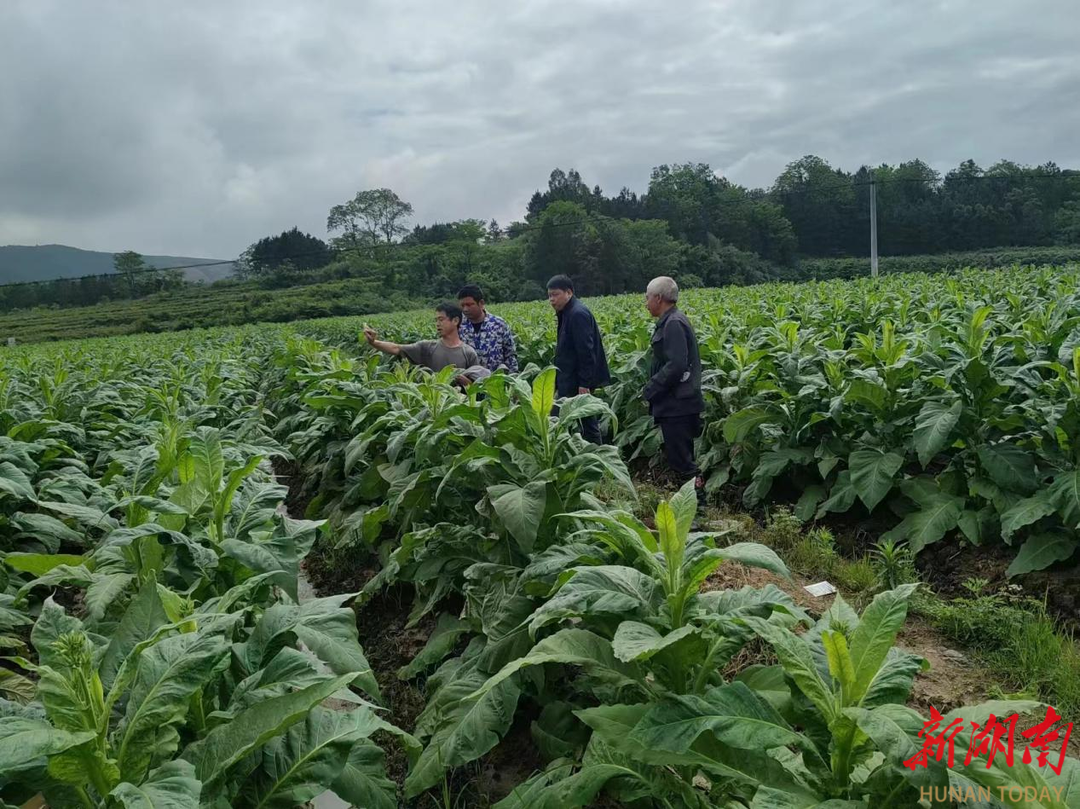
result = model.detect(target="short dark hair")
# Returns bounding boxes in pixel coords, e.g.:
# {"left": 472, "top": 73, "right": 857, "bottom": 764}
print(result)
{"left": 435, "top": 302, "right": 463, "bottom": 325}
{"left": 546, "top": 274, "right": 574, "bottom": 293}
{"left": 457, "top": 284, "right": 484, "bottom": 303}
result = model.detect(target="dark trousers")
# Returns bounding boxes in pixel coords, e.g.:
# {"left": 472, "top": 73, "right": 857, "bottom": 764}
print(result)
{"left": 555, "top": 385, "right": 604, "bottom": 445}
{"left": 657, "top": 414, "right": 702, "bottom": 478}
{"left": 580, "top": 415, "right": 603, "bottom": 445}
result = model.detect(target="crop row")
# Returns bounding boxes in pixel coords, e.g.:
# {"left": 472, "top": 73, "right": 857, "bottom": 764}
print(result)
{"left": 0, "top": 334, "right": 406, "bottom": 807}
{"left": 301, "top": 264, "right": 1080, "bottom": 578}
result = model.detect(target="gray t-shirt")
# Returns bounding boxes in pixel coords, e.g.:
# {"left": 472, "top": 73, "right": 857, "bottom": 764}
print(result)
{"left": 399, "top": 340, "right": 479, "bottom": 372}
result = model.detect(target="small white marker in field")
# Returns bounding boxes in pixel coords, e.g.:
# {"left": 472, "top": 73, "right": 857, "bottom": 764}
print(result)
{"left": 804, "top": 581, "right": 837, "bottom": 597}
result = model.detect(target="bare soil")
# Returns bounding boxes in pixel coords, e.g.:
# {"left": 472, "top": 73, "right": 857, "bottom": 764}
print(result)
{"left": 917, "top": 540, "right": 1080, "bottom": 624}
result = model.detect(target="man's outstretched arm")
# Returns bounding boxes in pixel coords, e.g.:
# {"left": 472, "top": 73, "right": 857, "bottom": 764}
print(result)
{"left": 362, "top": 327, "right": 402, "bottom": 356}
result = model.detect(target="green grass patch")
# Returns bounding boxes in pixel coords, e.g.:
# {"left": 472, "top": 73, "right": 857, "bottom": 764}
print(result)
{"left": 916, "top": 580, "right": 1080, "bottom": 721}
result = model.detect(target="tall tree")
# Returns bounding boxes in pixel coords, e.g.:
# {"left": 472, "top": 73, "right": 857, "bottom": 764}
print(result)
{"left": 646, "top": 163, "right": 796, "bottom": 262}
{"left": 238, "top": 228, "right": 332, "bottom": 278}
{"left": 526, "top": 169, "right": 598, "bottom": 219}
{"left": 113, "top": 250, "right": 148, "bottom": 295}
{"left": 771, "top": 156, "right": 859, "bottom": 256}
{"left": 327, "top": 188, "right": 414, "bottom": 250}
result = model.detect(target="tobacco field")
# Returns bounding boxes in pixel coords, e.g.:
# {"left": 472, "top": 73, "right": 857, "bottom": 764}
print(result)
{"left": 2, "top": 265, "right": 1080, "bottom": 808}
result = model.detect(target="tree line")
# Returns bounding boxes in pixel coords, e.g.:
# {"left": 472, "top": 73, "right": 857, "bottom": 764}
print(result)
{"left": 5, "top": 155, "right": 1080, "bottom": 313}
{"left": 235, "top": 155, "right": 1080, "bottom": 300}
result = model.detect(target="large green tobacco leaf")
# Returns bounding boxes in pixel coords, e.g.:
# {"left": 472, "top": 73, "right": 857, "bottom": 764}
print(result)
{"left": 37, "top": 499, "right": 118, "bottom": 531}
{"left": 0, "top": 667, "right": 36, "bottom": 703}
{"left": 109, "top": 760, "right": 202, "bottom": 809}
{"left": 848, "top": 449, "right": 904, "bottom": 512}
{"left": 576, "top": 702, "right": 813, "bottom": 797}
{"left": 239, "top": 595, "right": 380, "bottom": 701}
{"left": 521, "top": 541, "right": 609, "bottom": 588}
{"left": 488, "top": 480, "right": 548, "bottom": 552}
{"left": 397, "top": 613, "right": 471, "bottom": 680}
{"left": 31, "top": 597, "right": 104, "bottom": 670}
{"left": 227, "top": 648, "right": 329, "bottom": 709}
{"left": 405, "top": 668, "right": 521, "bottom": 797}
{"left": 1050, "top": 469, "right": 1080, "bottom": 528}
{"left": 817, "top": 470, "right": 857, "bottom": 518}
{"left": 218, "top": 455, "right": 263, "bottom": 523}
{"left": 100, "top": 577, "right": 170, "bottom": 689}
{"left": 182, "top": 673, "right": 355, "bottom": 794}
{"left": 11, "top": 511, "right": 84, "bottom": 551}
{"left": 0, "top": 461, "right": 35, "bottom": 501}
{"left": 846, "top": 704, "right": 945, "bottom": 791}
{"left": 656, "top": 500, "right": 683, "bottom": 577}
{"left": 881, "top": 492, "right": 963, "bottom": 553}
{"left": 1000, "top": 493, "right": 1058, "bottom": 543}
{"left": 234, "top": 482, "right": 290, "bottom": 539}
{"left": 723, "top": 406, "right": 776, "bottom": 443}
{"left": 532, "top": 366, "right": 557, "bottom": 421}
{"left": 2, "top": 552, "right": 86, "bottom": 577}
{"left": 115, "top": 631, "right": 231, "bottom": 784}
{"left": 0, "top": 716, "right": 95, "bottom": 773}
{"left": 912, "top": 399, "right": 961, "bottom": 468}
{"left": 186, "top": 426, "right": 224, "bottom": 495}
{"left": 846, "top": 584, "right": 918, "bottom": 704}
{"left": 531, "top": 701, "right": 590, "bottom": 761}
{"left": 471, "top": 628, "right": 644, "bottom": 702}
{"left": 0, "top": 594, "right": 32, "bottom": 632}
{"left": 978, "top": 443, "right": 1039, "bottom": 496}
{"left": 221, "top": 519, "right": 320, "bottom": 602}
{"left": 743, "top": 616, "right": 836, "bottom": 723}
{"left": 554, "top": 510, "right": 658, "bottom": 558}
{"left": 611, "top": 621, "right": 696, "bottom": 663}
{"left": 629, "top": 681, "right": 809, "bottom": 755}
{"left": 84, "top": 572, "right": 136, "bottom": 624}
{"left": 700, "top": 542, "right": 790, "bottom": 578}
{"left": 239, "top": 707, "right": 389, "bottom": 809}
{"left": 669, "top": 478, "right": 698, "bottom": 540}
{"left": 860, "top": 647, "right": 928, "bottom": 709}
{"left": 527, "top": 566, "right": 661, "bottom": 634}
{"left": 492, "top": 762, "right": 636, "bottom": 809}
{"left": 1006, "top": 532, "right": 1077, "bottom": 576}
{"left": 330, "top": 740, "right": 397, "bottom": 809}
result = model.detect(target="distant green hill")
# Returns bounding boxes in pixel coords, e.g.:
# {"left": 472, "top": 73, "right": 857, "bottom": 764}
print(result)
{"left": 0, "top": 244, "right": 234, "bottom": 284}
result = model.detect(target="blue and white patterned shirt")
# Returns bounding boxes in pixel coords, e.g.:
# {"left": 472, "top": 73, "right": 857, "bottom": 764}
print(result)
{"left": 459, "top": 312, "right": 518, "bottom": 373}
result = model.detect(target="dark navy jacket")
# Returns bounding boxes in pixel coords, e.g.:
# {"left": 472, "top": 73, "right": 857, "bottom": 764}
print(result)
{"left": 643, "top": 306, "right": 704, "bottom": 419}
{"left": 554, "top": 296, "right": 611, "bottom": 397}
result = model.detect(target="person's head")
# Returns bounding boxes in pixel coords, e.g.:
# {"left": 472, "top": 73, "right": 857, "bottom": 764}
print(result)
{"left": 546, "top": 274, "right": 574, "bottom": 312}
{"left": 645, "top": 276, "right": 679, "bottom": 318}
{"left": 457, "top": 284, "right": 486, "bottom": 323}
{"left": 435, "top": 302, "right": 463, "bottom": 338}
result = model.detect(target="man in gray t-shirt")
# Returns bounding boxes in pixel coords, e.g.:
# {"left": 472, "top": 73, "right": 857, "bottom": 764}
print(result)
{"left": 363, "top": 302, "right": 481, "bottom": 384}
{"left": 398, "top": 338, "right": 478, "bottom": 372}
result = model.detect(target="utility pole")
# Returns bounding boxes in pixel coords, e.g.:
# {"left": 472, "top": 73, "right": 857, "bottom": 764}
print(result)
{"left": 869, "top": 179, "right": 879, "bottom": 278}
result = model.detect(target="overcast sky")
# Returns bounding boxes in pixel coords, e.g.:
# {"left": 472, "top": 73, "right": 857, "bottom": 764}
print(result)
{"left": 1, "top": 0, "right": 1078, "bottom": 259}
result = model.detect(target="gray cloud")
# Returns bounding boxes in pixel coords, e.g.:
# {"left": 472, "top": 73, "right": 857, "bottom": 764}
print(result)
{"left": 1, "top": 0, "right": 1078, "bottom": 258}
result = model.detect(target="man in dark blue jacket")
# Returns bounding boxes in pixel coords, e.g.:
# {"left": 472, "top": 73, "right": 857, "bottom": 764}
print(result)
{"left": 643, "top": 276, "right": 706, "bottom": 507}
{"left": 547, "top": 274, "right": 611, "bottom": 444}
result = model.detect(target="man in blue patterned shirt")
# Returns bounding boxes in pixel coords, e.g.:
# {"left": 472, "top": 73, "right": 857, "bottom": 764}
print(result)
{"left": 457, "top": 285, "right": 519, "bottom": 373}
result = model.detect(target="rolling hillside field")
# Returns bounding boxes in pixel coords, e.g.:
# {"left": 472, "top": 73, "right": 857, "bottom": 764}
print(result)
{"left": 0, "top": 244, "right": 233, "bottom": 284}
